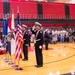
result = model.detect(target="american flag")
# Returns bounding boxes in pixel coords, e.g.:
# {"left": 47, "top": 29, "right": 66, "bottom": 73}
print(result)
{"left": 15, "top": 11, "right": 23, "bottom": 60}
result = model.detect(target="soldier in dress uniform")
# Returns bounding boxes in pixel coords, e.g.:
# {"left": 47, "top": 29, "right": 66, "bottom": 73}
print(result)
{"left": 22, "top": 24, "right": 29, "bottom": 61}
{"left": 33, "top": 22, "right": 44, "bottom": 68}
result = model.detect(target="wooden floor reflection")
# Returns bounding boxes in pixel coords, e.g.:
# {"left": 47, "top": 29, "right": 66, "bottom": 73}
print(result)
{"left": 0, "top": 43, "right": 75, "bottom": 75}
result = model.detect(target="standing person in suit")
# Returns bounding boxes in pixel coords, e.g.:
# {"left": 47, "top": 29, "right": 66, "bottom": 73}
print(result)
{"left": 44, "top": 29, "right": 50, "bottom": 50}
{"left": 33, "top": 22, "right": 44, "bottom": 68}
{"left": 22, "top": 24, "right": 29, "bottom": 61}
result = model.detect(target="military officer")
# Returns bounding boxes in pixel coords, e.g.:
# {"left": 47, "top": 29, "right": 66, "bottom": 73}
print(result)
{"left": 33, "top": 22, "right": 44, "bottom": 68}
{"left": 22, "top": 24, "right": 29, "bottom": 61}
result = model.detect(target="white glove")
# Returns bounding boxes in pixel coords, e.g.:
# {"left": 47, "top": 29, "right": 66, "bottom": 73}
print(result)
{"left": 26, "top": 44, "right": 29, "bottom": 46}
{"left": 34, "top": 40, "right": 36, "bottom": 43}
{"left": 39, "top": 45, "right": 42, "bottom": 49}
{"left": 32, "top": 26, "right": 35, "bottom": 30}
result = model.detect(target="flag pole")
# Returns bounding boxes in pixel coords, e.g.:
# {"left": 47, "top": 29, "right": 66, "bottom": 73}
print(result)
{"left": 7, "top": 10, "right": 15, "bottom": 66}
{"left": 2, "top": 16, "right": 9, "bottom": 62}
{"left": 17, "top": 6, "right": 23, "bottom": 70}
{"left": 15, "top": 41, "right": 23, "bottom": 70}
{"left": 10, "top": 9, "right": 17, "bottom": 67}
{"left": 14, "top": 6, "right": 19, "bottom": 69}
{"left": 13, "top": 6, "right": 23, "bottom": 70}
{"left": 8, "top": 10, "right": 13, "bottom": 65}
{"left": 6, "top": 14, "right": 12, "bottom": 63}
{"left": 17, "top": 44, "right": 23, "bottom": 70}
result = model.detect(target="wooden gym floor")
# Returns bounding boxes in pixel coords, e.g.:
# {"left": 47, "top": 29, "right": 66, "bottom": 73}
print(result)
{"left": 0, "top": 43, "right": 75, "bottom": 75}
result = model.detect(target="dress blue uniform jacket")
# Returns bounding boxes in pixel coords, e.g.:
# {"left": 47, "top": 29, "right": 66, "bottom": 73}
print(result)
{"left": 23, "top": 31, "right": 29, "bottom": 45}
{"left": 35, "top": 30, "right": 44, "bottom": 46}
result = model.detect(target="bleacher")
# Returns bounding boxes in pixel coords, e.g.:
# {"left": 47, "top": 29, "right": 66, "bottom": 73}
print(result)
{"left": 42, "top": 2, "right": 65, "bottom": 19}
{"left": 0, "top": 2, "right": 3, "bottom": 19}
{"left": 10, "top": 1, "right": 38, "bottom": 19}
{"left": 0, "top": 1, "right": 75, "bottom": 27}
{"left": 69, "top": 4, "right": 75, "bottom": 19}
{"left": 9, "top": 2, "right": 66, "bottom": 20}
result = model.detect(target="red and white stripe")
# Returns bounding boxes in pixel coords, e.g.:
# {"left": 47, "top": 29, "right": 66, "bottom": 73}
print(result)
{"left": 15, "top": 25, "right": 23, "bottom": 60}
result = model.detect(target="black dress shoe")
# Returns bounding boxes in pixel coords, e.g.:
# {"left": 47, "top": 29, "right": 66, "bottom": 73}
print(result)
{"left": 35, "top": 65, "right": 43, "bottom": 68}
{"left": 34, "top": 65, "right": 38, "bottom": 67}
{"left": 22, "top": 59, "right": 28, "bottom": 61}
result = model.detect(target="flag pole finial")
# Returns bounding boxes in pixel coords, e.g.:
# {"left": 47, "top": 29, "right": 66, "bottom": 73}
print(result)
{"left": 4, "top": 14, "right": 10, "bottom": 20}
{"left": 17, "top": 6, "right": 19, "bottom": 13}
